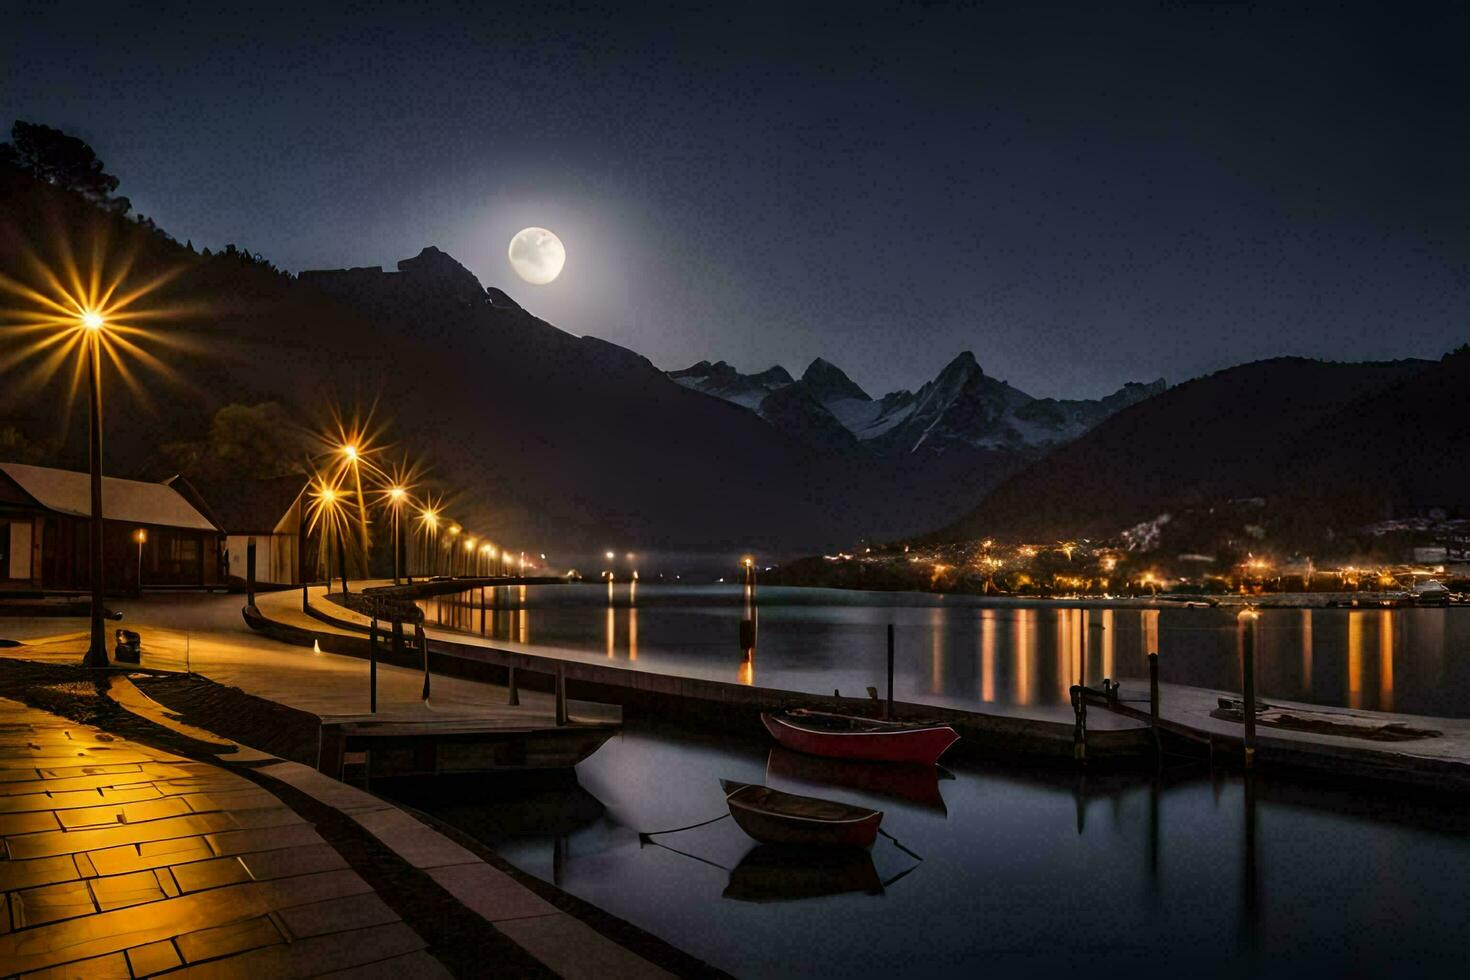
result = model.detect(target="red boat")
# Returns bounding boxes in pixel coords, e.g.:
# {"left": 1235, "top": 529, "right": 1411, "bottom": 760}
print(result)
{"left": 762, "top": 709, "right": 959, "bottom": 766}
{"left": 722, "top": 779, "right": 883, "bottom": 848}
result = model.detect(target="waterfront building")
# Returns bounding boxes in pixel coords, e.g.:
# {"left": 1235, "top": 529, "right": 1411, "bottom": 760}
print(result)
{"left": 166, "top": 474, "right": 308, "bottom": 587}
{"left": 0, "top": 462, "right": 224, "bottom": 592}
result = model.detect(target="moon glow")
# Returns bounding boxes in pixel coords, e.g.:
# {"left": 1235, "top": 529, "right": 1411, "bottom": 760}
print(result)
{"left": 508, "top": 227, "right": 566, "bottom": 284}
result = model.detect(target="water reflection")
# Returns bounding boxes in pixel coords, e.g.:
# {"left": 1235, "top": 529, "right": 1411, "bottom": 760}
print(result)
{"left": 400, "top": 721, "right": 1470, "bottom": 980}
{"left": 724, "top": 845, "right": 883, "bottom": 903}
{"left": 980, "top": 610, "right": 996, "bottom": 703}
{"left": 1380, "top": 610, "right": 1394, "bottom": 712}
{"left": 424, "top": 585, "right": 1470, "bottom": 717}
{"left": 1300, "top": 608, "right": 1313, "bottom": 694}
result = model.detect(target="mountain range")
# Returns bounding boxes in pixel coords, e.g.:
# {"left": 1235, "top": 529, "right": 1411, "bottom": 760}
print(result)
{"left": 935, "top": 352, "right": 1470, "bottom": 555}
{"left": 0, "top": 166, "right": 1077, "bottom": 564}
{"left": 670, "top": 354, "right": 1165, "bottom": 456}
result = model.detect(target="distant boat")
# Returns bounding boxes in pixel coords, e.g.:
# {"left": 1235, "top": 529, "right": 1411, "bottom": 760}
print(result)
{"left": 761, "top": 708, "right": 959, "bottom": 766}
{"left": 722, "top": 779, "right": 883, "bottom": 848}
{"left": 1415, "top": 579, "right": 1452, "bottom": 605}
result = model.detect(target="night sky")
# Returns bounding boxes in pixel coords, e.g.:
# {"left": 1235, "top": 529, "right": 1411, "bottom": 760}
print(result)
{"left": 5, "top": 2, "right": 1468, "bottom": 398}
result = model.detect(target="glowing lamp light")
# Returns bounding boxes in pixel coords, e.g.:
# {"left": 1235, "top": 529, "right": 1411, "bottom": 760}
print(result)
{"left": 80, "top": 310, "right": 105, "bottom": 330}
{"left": 605, "top": 551, "right": 615, "bottom": 561}
{"left": 342, "top": 444, "right": 358, "bottom": 462}
{"left": 1237, "top": 607, "right": 1260, "bottom": 622}
{"left": 133, "top": 528, "right": 147, "bottom": 544}
{"left": 389, "top": 486, "right": 406, "bottom": 502}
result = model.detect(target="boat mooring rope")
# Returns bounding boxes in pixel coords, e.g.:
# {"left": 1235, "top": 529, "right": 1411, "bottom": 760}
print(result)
{"left": 877, "top": 828, "right": 923, "bottom": 862}
{"left": 637, "top": 811, "right": 730, "bottom": 843}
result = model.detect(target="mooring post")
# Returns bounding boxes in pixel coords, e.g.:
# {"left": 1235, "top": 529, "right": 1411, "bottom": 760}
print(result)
{"left": 1070, "top": 684, "right": 1087, "bottom": 762}
{"left": 246, "top": 538, "right": 256, "bottom": 609}
{"left": 368, "top": 610, "right": 379, "bottom": 714}
{"left": 507, "top": 665, "right": 520, "bottom": 705}
{"left": 555, "top": 664, "right": 567, "bottom": 725}
{"left": 886, "top": 623, "right": 895, "bottom": 720}
{"left": 418, "top": 622, "right": 430, "bottom": 702}
{"left": 1148, "top": 651, "right": 1161, "bottom": 759}
{"left": 1240, "top": 608, "right": 1258, "bottom": 768}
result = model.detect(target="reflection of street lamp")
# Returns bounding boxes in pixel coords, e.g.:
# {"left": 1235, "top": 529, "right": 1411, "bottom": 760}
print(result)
{"left": 81, "top": 311, "right": 107, "bottom": 666}
{"left": 134, "top": 528, "right": 147, "bottom": 596}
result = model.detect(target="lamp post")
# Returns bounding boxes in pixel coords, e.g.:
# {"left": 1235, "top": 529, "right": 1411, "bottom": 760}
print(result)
{"left": 446, "top": 525, "right": 460, "bottom": 577}
{"left": 389, "top": 487, "right": 406, "bottom": 584}
{"left": 81, "top": 311, "right": 108, "bottom": 667}
{"left": 134, "top": 529, "right": 147, "bottom": 597}
{"left": 416, "top": 507, "right": 438, "bottom": 580}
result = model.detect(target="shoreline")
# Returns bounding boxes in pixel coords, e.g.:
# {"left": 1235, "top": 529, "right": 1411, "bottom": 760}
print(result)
{"left": 255, "top": 585, "right": 1470, "bottom": 793}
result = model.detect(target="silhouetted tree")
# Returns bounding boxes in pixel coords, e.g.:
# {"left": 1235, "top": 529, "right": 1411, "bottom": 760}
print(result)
{"left": 161, "top": 402, "right": 307, "bottom": 480}
{"left": 0, "top": 120, "right": 131, "bottom": 213}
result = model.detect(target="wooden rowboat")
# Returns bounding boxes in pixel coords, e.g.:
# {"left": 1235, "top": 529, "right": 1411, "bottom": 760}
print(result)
{"left": 722, "top": 779, "right": 883, "bottom": 848}
{"left": 761, "top": 708, "right": 959, "bottom": 766}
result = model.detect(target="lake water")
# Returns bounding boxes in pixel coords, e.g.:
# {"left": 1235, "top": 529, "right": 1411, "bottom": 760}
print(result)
{"left": 423, "top": 584, "right": 1470, "bottom": 717}
{"left": 400, "top": 720, "right": 1470, "bottom": 979}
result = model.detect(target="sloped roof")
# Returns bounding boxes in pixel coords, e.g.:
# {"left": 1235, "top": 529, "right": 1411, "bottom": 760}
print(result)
{"left": 0, "top": 462, "right": 221, "bottom": 532}
{"left": 169, "top": 474, "right": 304, "bottom": 535}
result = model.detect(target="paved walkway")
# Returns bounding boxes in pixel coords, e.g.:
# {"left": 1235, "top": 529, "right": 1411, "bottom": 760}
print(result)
{"left": 6, "top": 622, "right": 610, "bottom": 731}
{"left": 0, "top": 694, "right": 674, "bottom": 978}
{"left": 0, "top": 696, "right": 447, "bottom": 977}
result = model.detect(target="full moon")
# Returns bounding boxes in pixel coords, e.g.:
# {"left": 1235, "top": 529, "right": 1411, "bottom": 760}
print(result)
{"left": 508, "top": 227, "right": 566, "bottom": 285}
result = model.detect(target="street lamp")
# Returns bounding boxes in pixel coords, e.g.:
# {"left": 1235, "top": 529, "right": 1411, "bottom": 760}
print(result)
{"left": 388, "top": 486, "right": 406, "bottom": 584}
{"left": 417, "top": 506, "right": 438, "bottom": 578}
{"left": 81, "top": 310, "right": 107, "bottom": 666}
{"left": 134, "top": 528, "right": 147, "bottom": 596}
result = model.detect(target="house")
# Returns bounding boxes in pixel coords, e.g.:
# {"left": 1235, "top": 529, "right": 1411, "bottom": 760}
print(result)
{"left": 166, "top": 475, "right": 308, "bottom": 586}
{"left": 0, "top": 462, "right": 224, "bottom": 593}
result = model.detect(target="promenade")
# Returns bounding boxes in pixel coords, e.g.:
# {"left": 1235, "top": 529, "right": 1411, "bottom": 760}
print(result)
{"left": 0, "top": 606, "right": 710, "bottom": 978}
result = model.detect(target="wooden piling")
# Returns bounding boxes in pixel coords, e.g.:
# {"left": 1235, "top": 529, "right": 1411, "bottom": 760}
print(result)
{"left": 885, "top": 624, "right": 895, "bottom": 720}
{"left": 418, "top": 623, "right": 430, "bottom": 702}
{"left": 507, "top": 666, "right": 519, "bottom": 706}
{"left": 1148, "top": 651, "right": 1161, "bottom": 759}
{"left": 1241, "top": 610, "right": 1258, "bottom": 768}
{"left": 554, "top": 663, "right": 567, "bottom": 725}
{"left": 368, "top": 613, "right": 378, "bottom": 714}
{"left": 246, "top": 539, "right": 256, "bottom": 608}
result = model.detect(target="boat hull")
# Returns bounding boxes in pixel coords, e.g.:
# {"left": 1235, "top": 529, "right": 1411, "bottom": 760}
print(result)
{"left": 762, "top": 712, "right": 959, "bottom": 766}
{"left": 724, "top": 780, "right": 883, "bottom": 848}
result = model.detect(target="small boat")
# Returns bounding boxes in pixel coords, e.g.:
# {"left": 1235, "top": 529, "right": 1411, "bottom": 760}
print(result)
{"left": 761, "top": 708, "right": 959, "bottom": 766}
{"left": 1415, "top": 579, "right": 1452, "bottom": 606}
{"left": 765, "top": 747, "right": 949, "bottom": 814}
{"left": 722, "top": 779, "right": 883, "bottom": 848}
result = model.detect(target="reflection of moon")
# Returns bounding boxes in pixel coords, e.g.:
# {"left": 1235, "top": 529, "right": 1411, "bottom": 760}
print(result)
{"left": 508, "top": 227, "right": 566, "bottom": 284}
